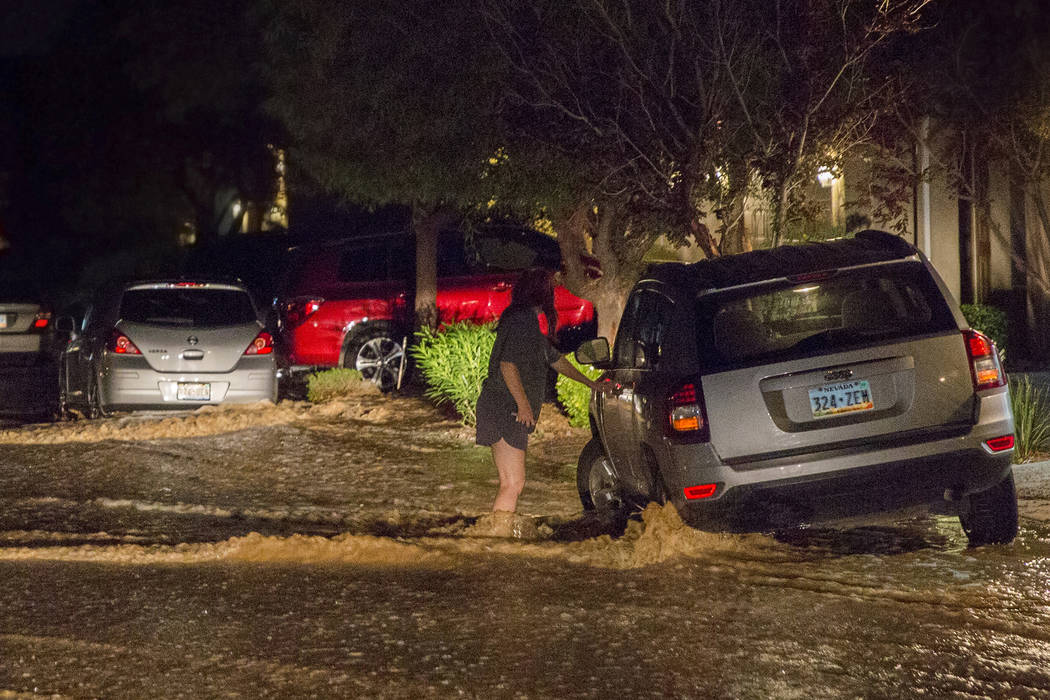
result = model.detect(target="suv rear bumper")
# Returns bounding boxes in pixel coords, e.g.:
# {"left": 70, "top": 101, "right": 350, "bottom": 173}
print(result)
{"left": 661, "top": 395, "right": 1014, "bottom": 527}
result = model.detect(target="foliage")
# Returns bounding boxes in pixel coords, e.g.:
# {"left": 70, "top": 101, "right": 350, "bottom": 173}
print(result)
{"left": 306, "top": 368, "right": 378, "bottom": 403}
{"left": 961, "top": 304, "right": 1008, "bottom": 353}
{"left": 410, "top": 323, "right": 497, "bottom": 427}
{"left": 555, "top": 355, "right": 602, "bottom": 428}
{"left": 1009, "top": 375, "right": 1050, "bottom": 463}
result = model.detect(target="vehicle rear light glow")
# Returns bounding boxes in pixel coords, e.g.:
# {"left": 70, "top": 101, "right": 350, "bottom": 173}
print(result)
{"left": 283, "top": 297, "right": 324, "bottom": 327}
{"left": 667, "top": 381, "right": 709, "bottom": 441}
{"left": 963, "top": 330, "right": 1006, "bottom": 390}
{"left": 244, "top": 331, "right": 274, "bottom": 355}
{"left": 32, "top": 312, "right": 51, "bottom": 328}
{"left": 683, "top": 484, "right": 718, "bottom": 500}
{"left": 985, "top": 435, "right": 1015, "bottom": 452}
{"left": 108, "top": 329, "right": 141, "bottom": 354}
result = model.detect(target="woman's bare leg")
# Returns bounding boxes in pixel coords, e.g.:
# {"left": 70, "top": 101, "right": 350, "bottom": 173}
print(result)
{"left": 491, "top": 438, "right": 526, "bottom": 512}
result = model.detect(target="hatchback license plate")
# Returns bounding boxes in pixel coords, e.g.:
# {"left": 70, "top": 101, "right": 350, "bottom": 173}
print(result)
{"left": 0, "top": 314, "right": 6, "bottom": 329}
{"left": 809, "top": 380, "right": 873, "bottom": 418}
{"left": 177, "top": 382, "right": 211, "bottom": 401}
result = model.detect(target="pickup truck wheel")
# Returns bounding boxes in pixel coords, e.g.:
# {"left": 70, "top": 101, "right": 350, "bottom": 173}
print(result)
{"left": 577, "top": 438, "right": 628, "bottom": 534}
{"left": 959, "top": 469, "right": 1018, "bottom": 546}
{"left": 344, "top": 326, "right": 404, "bottom": 392}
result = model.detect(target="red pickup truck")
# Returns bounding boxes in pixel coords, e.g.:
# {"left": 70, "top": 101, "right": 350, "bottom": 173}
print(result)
{"left": 277, "top": 228, "right": 596, "bottom": 390}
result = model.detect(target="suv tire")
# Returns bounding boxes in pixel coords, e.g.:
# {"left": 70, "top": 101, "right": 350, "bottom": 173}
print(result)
{"left": 577, "top": 438, "right": 629, "bottom": 534}
{"left": 959, "top": 470, "right": 1018, "bottom": 546}
{"left": 343, "top": 323, "right": 405, "bottom": 393}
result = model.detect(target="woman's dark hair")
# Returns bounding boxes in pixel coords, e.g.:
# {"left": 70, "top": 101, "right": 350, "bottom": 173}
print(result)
{"left": 511, "top": 267, "right": 558, "bottom": 335}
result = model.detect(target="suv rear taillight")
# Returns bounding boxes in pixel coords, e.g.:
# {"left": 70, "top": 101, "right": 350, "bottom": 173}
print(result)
{"left": 107, "top": 329, "right": 141, "bottom": 355}
{"left": 963, "top": 330, "right": 1006, "bottom": 391}
{"left": 667, "top": 381, "right": 709, "bottom": 441}
{"left": 244, "top": 331, "right": 274, "bottom": 355}
{"left": 32, "top": 312, "right": 51, "bottom": 329}
{"left": 283, "top": 297, "right": 324, "bottom": 328}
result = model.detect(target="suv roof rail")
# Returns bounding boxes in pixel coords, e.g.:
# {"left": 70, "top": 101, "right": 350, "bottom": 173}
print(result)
{"left": 646, "top": 230, "right": 918, "bottom": 292}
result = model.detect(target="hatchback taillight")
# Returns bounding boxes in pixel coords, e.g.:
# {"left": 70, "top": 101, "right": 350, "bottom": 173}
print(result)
{"left": 244, "top": 331, "right": 274, "bottom": 355}
{"left": 32, "top": 312, "right": 51, "bottom": 329}
{"left": 963, "top": 330, "right": 1006, "bottom": 391}
{"left": 283, "top": 297, "right": 324, "bottom": 328}
{"left": 107, "top": 329, "right": 141, "bottom": 355}
{"left": 667, "top": 381, "right": 709, "bottom": 441}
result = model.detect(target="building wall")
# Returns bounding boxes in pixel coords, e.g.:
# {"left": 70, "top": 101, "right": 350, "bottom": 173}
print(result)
{"left": 1025, "top": 179, "right": 1050, "bottom": 355}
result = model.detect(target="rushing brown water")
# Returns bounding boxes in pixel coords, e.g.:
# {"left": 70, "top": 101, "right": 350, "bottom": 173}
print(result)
{"left": 3, "top": 505, "right": 1050, "bottom": 698}
{"left": 2, "top": 400, "right": 1050, "bottom": 697}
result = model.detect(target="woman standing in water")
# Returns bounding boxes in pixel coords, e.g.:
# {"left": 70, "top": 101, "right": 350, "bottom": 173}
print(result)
{"left": 475, "top": 268, "right": 609, "bottom": 525}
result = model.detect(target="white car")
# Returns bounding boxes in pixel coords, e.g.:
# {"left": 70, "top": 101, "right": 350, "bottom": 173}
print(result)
{"left": 60, "top": 280, "right": 277, "bottom": 416}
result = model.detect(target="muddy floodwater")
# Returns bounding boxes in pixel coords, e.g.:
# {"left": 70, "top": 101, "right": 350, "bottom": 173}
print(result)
{"left": 3, "top": 396, "right": 1050, "bottom": 698}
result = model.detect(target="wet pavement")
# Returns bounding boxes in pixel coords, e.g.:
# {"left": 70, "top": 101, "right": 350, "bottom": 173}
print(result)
{"left": 2, "top": 398, "right": 1050, "bottom": 697}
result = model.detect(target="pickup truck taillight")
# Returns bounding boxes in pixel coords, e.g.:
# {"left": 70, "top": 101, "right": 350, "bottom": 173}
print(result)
{"left": 667, "top": 380, "right": 709, "bottom": 442}
{"left": 963, "top": 330, "right": 1006, "bottom": 391}
{"left": 282, "top": 297, "right": 324, "bottom": 328}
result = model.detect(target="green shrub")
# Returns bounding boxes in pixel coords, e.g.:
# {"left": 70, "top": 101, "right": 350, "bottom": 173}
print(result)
{"left": 306, "top": 368, "right": 378, "bottom": 402}
{"left": 555, "top": 354, "right": 602, "bottom": 428}
{"left": 411, "top": 322, "right": 496, "bottom": 427}
{"left": 961, "top": 303, "right": 1008, "bottom": 353}
{"left": 1009, "top": 375, "right": 1050, "bottom": 463}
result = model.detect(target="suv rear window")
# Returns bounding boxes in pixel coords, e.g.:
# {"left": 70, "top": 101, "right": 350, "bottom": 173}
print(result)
{"left": 698, "top": 261, "right": 957, "bottom": 370}
{"left": 120, "top": 289, "right": 258, "bottom": 328}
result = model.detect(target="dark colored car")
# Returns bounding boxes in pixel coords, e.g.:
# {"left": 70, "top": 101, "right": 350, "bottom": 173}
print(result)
{"left": 277, "top": 227, "right": 597, "bottom": 390}
{"left": 574, "top": 230, "right": 1017, "bottom": 546}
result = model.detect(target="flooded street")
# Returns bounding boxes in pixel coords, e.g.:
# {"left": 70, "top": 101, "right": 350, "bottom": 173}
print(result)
{"left": 3, "top": 396, "right": 1050, "bottom": 697}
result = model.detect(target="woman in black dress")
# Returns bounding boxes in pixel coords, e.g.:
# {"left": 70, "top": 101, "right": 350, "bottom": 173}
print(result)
{"left": 475, "top": 268, "right": 609, "bottom": 516}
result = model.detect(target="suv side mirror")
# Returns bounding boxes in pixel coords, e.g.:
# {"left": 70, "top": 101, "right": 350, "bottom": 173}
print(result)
{"left": 575, "top": 337, "right": 611, "bottom": 367}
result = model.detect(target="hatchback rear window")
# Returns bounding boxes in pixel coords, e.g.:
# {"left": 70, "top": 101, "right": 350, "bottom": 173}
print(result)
{"left": 697, "top": 261, "right": 956, "bottom": 370}
{"left": 120, "top": 289, "right": 258, "bottom": 328}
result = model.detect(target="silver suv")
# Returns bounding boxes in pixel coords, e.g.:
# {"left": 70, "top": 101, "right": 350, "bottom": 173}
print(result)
{"left": 575, "top": 231, "right": 1017, "bottom": 545}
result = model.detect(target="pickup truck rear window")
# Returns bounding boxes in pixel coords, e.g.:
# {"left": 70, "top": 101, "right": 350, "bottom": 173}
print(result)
{"left": 696, "top": 261, "right": 958, "bottom": 370}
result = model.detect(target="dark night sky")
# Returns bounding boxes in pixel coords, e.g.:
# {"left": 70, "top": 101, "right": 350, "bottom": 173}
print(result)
{"left": 0, "top": 0, "right": 78, "bottom": 56}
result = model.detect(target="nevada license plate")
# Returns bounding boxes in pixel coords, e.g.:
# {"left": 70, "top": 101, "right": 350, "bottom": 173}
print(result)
{"left": 808, "top": 379, "right": 873, "bottom": 418}
{"left": 177, "top": 382, "right": 211, "bottom": 401}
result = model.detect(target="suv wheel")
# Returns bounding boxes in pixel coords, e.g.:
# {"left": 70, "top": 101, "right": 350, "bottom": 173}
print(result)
{"left": 959, "top": 470, "right": 1019, "bottom": 546}
{"left": 577, "top": 438, "right": 629, "bottom": 533}
{"left": 344, "top": 325, "right": 405, "bottom": 392}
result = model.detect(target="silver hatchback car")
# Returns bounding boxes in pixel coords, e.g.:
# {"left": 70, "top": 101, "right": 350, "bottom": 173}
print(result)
{"left": 575, "top": 231, "right": 1017, "bottom": 546}
{"left": 60, "top": 280, "right": 277, "bottom": 416}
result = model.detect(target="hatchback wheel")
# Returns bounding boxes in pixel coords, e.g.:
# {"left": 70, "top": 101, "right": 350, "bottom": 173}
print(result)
{"left": 959, "top": 470, "right": 1019, "bottom": 546}
{"left": 88, "top": 378, "right": 109, "bottom": 419}
{"left": 346, "top": 327, "right": 404, "bottom": 392}
{"left": 577, "top": 438, "right": 629, "bottom": 533}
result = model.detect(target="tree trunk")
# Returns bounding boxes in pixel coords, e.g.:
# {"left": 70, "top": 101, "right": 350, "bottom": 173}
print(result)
{"left": 553, "top": 200, "right": 644, "bottom": 346}
{"left": 411, "top": 206, "right": 454, "bottom": 331}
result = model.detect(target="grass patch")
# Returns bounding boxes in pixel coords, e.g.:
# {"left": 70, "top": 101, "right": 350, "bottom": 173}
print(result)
{"left": 410, "top": 322, "right": 496, "bottom": 427}
{"left": 555, "top": 355, "right": 602, "bottom": 428}
{"left": 306, "top": 368, "right": 380, "bottom": 403}
{"left": 1010, "top": 375, "right": 1050, "bottom": 463}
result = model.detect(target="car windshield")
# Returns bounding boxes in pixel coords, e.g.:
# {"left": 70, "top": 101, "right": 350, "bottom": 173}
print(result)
{"left": 120, "top": 288, "right": 258, "bottom": 328}
{"left": 697, "top": 261, "right": 957, "bottom": 370}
